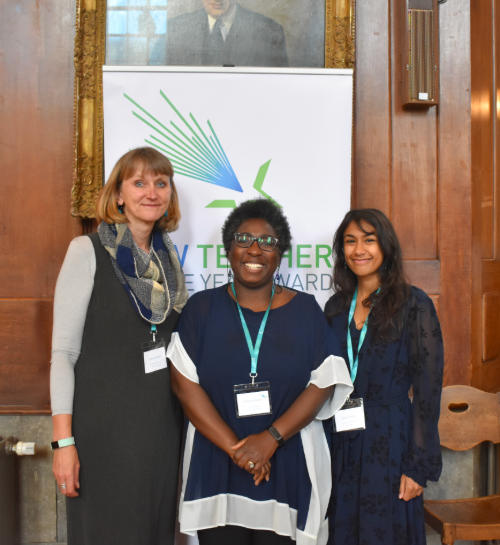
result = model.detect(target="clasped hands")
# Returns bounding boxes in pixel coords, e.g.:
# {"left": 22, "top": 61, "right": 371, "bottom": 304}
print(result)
{"left": 229, "top": 430, "right": 278, "bottom": 486}
{"left": 228, "top": 433, "right": 424, "bottom": 498}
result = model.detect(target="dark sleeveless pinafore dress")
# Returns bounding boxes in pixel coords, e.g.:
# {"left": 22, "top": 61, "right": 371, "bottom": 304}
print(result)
{"left": 67, "top": 233, "right": 183, "bottom": 545}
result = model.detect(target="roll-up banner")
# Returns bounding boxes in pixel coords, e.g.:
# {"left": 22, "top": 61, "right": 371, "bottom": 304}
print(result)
{"left": 103, "top": 67, "right": 353, "bottom": 309}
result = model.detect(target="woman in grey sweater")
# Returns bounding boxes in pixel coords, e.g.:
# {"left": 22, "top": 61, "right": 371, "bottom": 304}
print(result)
{"left": 50, "top": 147, "right": 188, "bottom": 545}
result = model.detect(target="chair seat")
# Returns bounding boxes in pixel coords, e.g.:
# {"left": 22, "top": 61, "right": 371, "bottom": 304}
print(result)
{"left": 425, "top": 495, "right": 500, "bottom": 541}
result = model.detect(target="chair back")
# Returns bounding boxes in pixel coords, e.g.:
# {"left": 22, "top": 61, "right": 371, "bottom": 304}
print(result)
{"left": 439, "top": 385, "right": 500, "bottom": 451}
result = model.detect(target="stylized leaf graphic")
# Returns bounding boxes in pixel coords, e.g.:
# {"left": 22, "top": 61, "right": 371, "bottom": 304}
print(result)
{"left": 124, "top": 92, "right": 243, "bottom": 192}
{"left": 253, "top": 160, "right": 282, "bottom": 208}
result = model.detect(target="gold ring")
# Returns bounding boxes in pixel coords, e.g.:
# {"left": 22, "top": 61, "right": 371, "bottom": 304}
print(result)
{"left": 248, "top": 461, "right": 255, "bottom": 469}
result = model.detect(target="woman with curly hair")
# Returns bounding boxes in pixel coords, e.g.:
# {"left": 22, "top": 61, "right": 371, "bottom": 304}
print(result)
{"left": 325, "top": 209, "right": 444, "bottom": 545}
{"left": 167, "top": 198, "right": 353, "bottom": 545}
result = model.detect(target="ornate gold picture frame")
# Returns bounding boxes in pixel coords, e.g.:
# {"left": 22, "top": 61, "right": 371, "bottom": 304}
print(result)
{"left": 71, "top": 0, "right": 355, "bottom": 218}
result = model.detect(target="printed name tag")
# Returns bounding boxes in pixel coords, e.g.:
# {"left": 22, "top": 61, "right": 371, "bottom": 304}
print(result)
{"left": 141, "top": 339, "right": 167, "bottom": 374}
{"left": 234, "top": 382, "right": 272, "bottom": 418}
{"left": 334, "top": 398, "right": 366, "bottom": 432}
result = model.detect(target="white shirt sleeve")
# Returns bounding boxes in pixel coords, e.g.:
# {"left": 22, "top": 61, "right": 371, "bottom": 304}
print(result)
{"left": 308, "top": 355, "right": 353, "bottom": 420}
{"left": 50, "top": 236, "right": 96, "bottom": 415}
{"left": 166, "top": 332, "right": 199, "bottom": 383}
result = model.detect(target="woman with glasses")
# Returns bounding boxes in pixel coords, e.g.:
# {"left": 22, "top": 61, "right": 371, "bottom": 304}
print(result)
{"left": 167, "top": 198, "right": 352, "bottom": 545}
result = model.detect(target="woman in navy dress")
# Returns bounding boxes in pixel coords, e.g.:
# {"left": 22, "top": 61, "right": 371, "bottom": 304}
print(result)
{"left": 324, "top": 209, "right": 443, "bottom": 545}
{"left": 167, "top": 199, "right": 353, "bottom": 545}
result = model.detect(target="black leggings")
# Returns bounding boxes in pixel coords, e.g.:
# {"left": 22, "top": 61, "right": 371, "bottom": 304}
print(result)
{"left": 198, "top": 526, "right": 294, "bottom": 545}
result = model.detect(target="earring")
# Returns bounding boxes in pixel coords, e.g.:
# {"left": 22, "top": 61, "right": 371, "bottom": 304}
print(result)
{"left": 275, "top": 266, "right": 280, "bottom": 285}
{"left": 117, "top": 204, "right": 124, "bottom": 214}
{"left": 164, "top": 209, "right": 168, "bottom": 218}
{"left": 344, "top": 261, "right": 347, "bottom": 270}
{"left": 228, "top": 269, "right": 233, "bottom": 281}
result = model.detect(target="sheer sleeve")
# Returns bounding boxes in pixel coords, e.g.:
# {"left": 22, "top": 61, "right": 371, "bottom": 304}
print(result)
{"left": 166, "top": 290, "right": 211, "bottom": 383}
{"left": 401, "top": 288, "right": 444, "bottom": 487}
{"left": 307, "top": 298, "right": 353, "bottom": 419}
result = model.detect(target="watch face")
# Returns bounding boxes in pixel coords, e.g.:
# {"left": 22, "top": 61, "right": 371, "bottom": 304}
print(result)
{"left": 268, "top": 426, "right": 284, "bottom": 446}
{"left": 275, "top": 428, "right": 285, "bottom": 445}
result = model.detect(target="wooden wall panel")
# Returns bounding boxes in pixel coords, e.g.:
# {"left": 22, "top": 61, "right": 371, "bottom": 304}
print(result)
{"left": 480, "top": 363, "right": 500, "bottom": 394}
{"left": 495, "top": 2, "right": 500, "bottom": 260}
{"left": 353, "top": 0, "right": 391, "bottom": 214}
{"left": 352, "top": 0, "right": 475, "bottom": 387}
{"left": 469, "top": 0, "right": 500, "bottom": 392}
{"left": 0, "top": 0, "right": 79, "bottom": 412}
{"left": 480, "top": 266, "right": 500, "bottom": 392}
{"left": 474, "top": 0, "right": 500, "bottom": 392}
{"left": 429, "top": 295, "right": 440, "bottom": 317}
{"left": 391, "top": 107, "right": 438, "bottom": 259}
{"left": 482, "top": 292, "right": 500, "bottom": 362}
{"left": 404, "top": 260, "right": 440, "bottom": 294}
{"left": 437, "top": 0, "right": 473, "bottom": 386}
{"left": 1, "top": 0, "right": 498, "bottom": 408}
{"left": 0, "top": 0, "right": 80, "bottom": 299}
{"left": 390, "top": 0, "right": 438, "bottom": 260}
{"left": 483, "top": 260, "right": 500, "bottom": 294}
{"left": 0, "top": 300, "right": 52, "bottom": 412}
{"left": 471, "top": 0, "right": 495, "bottom": 260}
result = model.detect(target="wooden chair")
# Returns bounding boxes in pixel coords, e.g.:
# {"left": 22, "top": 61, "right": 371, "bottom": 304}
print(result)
{"left": 424, "top": 385, "right": 500, "bottom": 545}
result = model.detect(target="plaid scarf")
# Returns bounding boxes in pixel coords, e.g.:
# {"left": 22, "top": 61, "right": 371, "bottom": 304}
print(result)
{"left": 98, "top": 222, "right": 188, "bottom": 323}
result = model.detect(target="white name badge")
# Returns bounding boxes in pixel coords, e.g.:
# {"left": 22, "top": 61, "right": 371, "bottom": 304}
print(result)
{"left": 141, "top": 339, "right": 167, "bottom": 374}
{"left": 234, "top": 382, "right": 272, "bottom": 418}
{"left": 334, "top": 398, "right": 366, "bottom": 432}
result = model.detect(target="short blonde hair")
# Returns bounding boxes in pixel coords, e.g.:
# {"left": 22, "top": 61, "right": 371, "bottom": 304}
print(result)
{"left": 96, "top": 147, "right": 181, "bottom": 232}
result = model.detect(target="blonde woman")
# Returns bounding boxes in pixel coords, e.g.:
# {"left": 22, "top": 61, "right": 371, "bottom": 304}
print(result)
{"left": 50, "top": 148, "right": 188, "bottom": 545}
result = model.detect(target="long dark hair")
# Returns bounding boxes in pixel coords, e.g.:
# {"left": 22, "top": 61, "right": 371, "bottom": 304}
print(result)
{"left": 326, "top": 209, "right": 410, "bottom": 343}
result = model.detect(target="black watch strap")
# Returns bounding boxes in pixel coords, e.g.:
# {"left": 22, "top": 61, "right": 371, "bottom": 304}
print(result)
{"left": 267, "top": 425, "right": 285, "bottom": 448}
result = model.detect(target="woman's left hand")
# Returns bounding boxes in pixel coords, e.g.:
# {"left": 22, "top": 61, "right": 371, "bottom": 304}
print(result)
{"left": 399, "top": 474, "right": 423, "bottom": 501}
{"left": 231, "top": 432, "right": 278, "bottom": 474}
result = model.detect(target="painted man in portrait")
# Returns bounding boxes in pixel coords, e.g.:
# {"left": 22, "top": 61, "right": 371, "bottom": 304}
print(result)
{"left": 151, "top": 0, "right": 289, "bottom": 67}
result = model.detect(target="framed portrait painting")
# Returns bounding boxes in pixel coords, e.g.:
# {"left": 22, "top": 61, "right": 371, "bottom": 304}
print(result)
{"left": 72, "top": 0, "right": 354, "bottom": 217}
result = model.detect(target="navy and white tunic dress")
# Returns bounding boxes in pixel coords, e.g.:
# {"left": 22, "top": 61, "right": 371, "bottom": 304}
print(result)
{"left": 167, "top": 285, "right": 353, "bottom": 545}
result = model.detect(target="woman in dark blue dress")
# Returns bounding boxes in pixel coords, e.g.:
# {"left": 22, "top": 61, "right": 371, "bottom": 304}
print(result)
{"left": 324, "top": 209, "right": 443, "bottom": 545}
{"left": 167, "top": 199, "right": 353, "bottom": 545}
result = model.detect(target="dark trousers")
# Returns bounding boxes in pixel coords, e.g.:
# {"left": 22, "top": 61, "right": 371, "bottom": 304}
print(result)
{"left": 198, "top": 526, "right": 294, "bottom": 545}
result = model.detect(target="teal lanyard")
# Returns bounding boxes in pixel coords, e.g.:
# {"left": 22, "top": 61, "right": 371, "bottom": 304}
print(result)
{"left": 231, "top": 283, "right": 275, "bottom": 384}
{"left": 347, "top": 286, "right": 379, "bottom": 383}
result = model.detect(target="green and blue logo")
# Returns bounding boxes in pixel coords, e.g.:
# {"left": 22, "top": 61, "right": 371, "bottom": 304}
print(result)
{"left": 121, "top": 90, "right": 334, "bottom": 295}
{"left": 124, "top": 91, "right": 280, "bottom": 209}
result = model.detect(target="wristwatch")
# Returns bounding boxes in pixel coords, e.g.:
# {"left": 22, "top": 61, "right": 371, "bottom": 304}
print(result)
{"left": 50, "top": 437, "right": 75, "bottom": 450}
{"left": 267, "top": 425, "right": 285, "bottom": 448}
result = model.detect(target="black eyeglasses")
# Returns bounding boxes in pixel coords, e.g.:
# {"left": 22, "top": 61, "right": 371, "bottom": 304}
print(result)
{"left": 233, "top": 233, "right": 279, "bottom": 252}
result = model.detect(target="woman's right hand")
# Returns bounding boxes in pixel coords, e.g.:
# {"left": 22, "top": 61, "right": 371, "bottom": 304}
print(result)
{"left": 253, "top": 461, "right": 271, "bottom": 485}
{"left": 52, "top": 445, "right": 80, "bottom": 497}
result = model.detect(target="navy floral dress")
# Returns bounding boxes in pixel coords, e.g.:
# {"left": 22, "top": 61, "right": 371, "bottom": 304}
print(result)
{"left": 324, "top": 286, "right": 444, "bottom": 545}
